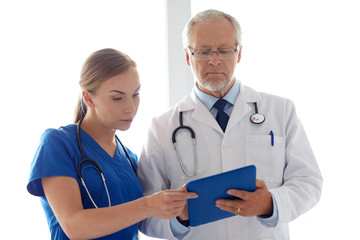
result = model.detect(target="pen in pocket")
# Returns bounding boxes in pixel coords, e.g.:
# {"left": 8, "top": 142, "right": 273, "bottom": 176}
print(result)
{"left": 270, "top": 131, "right": 274, "bottom": 146}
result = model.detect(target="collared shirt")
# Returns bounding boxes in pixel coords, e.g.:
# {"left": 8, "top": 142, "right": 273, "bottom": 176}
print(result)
{"left": 194, "top": 78, "right": 240, "bottom": 118}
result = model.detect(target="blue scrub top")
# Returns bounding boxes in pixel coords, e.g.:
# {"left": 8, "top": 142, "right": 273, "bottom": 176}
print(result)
{"left": 27, "top": 124, "right": 143, "bottom": 240}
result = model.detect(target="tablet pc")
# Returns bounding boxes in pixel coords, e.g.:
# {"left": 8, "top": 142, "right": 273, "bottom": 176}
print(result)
{"left": 186, "top": 165, "right": 256, "bottom": 227}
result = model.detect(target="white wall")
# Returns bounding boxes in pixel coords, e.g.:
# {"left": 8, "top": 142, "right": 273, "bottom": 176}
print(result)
{"left": 0, "top": 1, "right": 166, "bottom": 239}
{"left": 165, "top": 0, "right": 194, "bottom": 107}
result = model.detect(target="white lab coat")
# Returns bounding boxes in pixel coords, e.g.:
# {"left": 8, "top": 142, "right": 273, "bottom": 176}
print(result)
{"left": 138, "top": 83, "right": 322, "bottom": 240}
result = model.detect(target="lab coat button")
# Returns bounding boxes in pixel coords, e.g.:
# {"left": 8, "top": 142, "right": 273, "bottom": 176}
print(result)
{"left": 222, "top": 144, "right": 231, "bottom": 150}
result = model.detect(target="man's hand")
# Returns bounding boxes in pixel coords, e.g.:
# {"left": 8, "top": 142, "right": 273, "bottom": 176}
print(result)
{"left": 215, "top": 179, "right": 273, "bottom": 217}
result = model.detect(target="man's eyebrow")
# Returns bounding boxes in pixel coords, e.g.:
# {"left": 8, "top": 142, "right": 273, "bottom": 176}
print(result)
{"left": 198, "top": 43, "right": 235, "bottom": 49}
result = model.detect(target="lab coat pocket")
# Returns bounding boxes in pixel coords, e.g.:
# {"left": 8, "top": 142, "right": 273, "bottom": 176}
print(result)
{"left": 245, "top": 134, "right": 285, "bottom": 188}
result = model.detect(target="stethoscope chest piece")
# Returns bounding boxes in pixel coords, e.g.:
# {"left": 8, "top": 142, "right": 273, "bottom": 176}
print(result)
{"left": 250, "top": 113, "right": 265, "bottom": 124}
{"left": 250, "top": 102, "right": 265, "bottom": 124}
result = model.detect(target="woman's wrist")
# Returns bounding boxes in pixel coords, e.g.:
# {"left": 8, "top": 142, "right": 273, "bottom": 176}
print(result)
{"left": 136, "top": 196, "right": 153, "bottom": 219}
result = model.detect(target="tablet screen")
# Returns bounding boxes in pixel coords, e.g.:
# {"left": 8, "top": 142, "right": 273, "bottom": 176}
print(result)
{"left": 187, "top": 165, "right": 256, "bottom": 227}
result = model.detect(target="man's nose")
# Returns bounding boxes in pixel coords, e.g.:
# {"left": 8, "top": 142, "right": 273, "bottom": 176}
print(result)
{"left": 209, "top": 51, "right": 221, "bottom": 65}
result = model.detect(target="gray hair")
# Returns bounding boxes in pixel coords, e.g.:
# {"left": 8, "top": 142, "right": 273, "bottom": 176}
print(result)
{"left": 182, "top": 9, "right": 242, "bottom": 48}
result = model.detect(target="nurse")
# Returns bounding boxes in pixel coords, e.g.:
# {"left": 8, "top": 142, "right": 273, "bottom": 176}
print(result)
{"left": 137, "top": 9, "right": 323, "bottom": 239}
{"left": 27, "top": 48, "right": 197, "bottom": 240}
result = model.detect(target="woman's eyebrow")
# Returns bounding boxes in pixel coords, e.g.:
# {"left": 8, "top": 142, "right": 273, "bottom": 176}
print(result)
{"left": 109, "top": 90, "right": 125, "bottom": 94}
{"left": 109, "top": 85, "right": 141, "bottom": 94}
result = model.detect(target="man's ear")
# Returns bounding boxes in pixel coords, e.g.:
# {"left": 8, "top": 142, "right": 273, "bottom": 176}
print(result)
{"left": 236, "top": 45, "right": 242, "bottom": 64}
{"left": 185, "top": 48, "right": 191, "bottom": 66}
{"left": 82, "top": 91, "right": 95, "bottom": 108}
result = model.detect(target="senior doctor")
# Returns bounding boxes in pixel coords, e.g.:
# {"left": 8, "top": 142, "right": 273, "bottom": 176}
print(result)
{"left": 138, "top": 9, "right": 322, "bottom": 240}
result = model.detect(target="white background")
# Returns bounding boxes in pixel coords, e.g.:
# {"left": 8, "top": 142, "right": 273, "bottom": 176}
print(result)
{"left": 1, "top": 0, "right": 359, "bottom": 239}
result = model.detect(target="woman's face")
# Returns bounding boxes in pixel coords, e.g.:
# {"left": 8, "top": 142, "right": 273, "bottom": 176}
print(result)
{"left": 87, "top": 66, "right": 141, "bottom": 131}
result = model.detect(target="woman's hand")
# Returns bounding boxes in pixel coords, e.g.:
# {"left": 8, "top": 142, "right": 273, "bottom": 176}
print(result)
{"left": 145, "top": 185, "right": 198, "bottom": 219}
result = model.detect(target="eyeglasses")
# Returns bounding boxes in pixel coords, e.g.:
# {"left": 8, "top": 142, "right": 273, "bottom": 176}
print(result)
{"left": 188, "top": 45, "right": 238, "bottom": 60}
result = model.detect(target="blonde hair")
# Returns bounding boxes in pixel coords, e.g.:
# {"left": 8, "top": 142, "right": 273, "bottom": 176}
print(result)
{"left": 74, "top": 48, "right": 136, "bottom": 123}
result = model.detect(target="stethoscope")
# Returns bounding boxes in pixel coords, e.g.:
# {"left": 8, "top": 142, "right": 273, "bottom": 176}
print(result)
{"left": 76, "top": 118, "right": 136, "bottom": 208}
{"left": 172, "top": 102, "right": 265, "bottom": 178}
{"left": 172, "top": 112, "right": 199, "bottom": 178}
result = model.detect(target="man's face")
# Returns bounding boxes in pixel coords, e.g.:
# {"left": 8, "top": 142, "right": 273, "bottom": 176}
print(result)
{"left": 185, "top": 18, "right": 241, "bottom": 98}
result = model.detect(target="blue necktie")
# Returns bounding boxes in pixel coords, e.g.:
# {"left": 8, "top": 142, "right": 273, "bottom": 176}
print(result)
{"left": 214, "top": 99, "right": 229, "bottom": 132}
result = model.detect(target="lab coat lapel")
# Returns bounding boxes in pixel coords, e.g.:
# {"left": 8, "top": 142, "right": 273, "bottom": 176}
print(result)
{"left": 226, "top": 84, "right": 262, "bottom": 132}
{"left": 192, "top": 101, "right": 220, "bottom": 130}
{"left": 178, "top": 86, "right": 262, "bottom": 132}
{"left": 179, "top": 92, "right": 220, "bottom": 131}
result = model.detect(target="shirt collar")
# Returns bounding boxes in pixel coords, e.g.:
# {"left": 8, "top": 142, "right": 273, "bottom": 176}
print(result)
{"left": 194, "top": 78, "right": 240, "bottom": 110}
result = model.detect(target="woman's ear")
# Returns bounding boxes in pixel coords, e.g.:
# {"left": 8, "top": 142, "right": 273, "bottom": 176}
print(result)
{"left": 82, "top": 91, "right": 95, "bottom": 108}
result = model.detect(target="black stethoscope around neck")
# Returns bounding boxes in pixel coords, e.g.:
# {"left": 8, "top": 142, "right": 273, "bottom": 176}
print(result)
{"left": 172, "top": 102, "right": 265, "bottom": 178}
{"left": 76, "top": 118, "right": 136, "bottom": 208}
{"left": 172, "top": 111, "right": 199, "bottom": 178}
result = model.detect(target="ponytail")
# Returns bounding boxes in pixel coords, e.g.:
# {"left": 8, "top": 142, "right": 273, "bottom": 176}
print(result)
{"left": 73, "top": 94, "right": 87, "bottom": 123}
